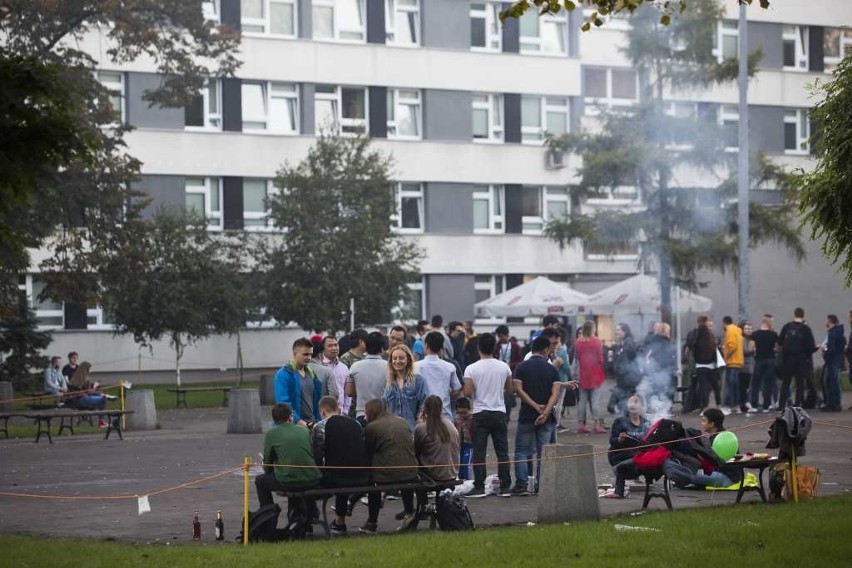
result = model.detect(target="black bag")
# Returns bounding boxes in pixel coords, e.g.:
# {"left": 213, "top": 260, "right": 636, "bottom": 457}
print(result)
{"left": 643, "top": 418, "right": 685, "bottom": 446}
{"left": 237, "top": 503, "right": 286, "bottom": 543}
{"left": 435, "top": 492, "right": 474, "bottom": 531}
{"left": 563, "top": 387, "right": 577, "bottom": 407}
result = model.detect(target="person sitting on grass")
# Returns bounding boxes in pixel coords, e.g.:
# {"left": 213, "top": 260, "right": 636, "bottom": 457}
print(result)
{"left": 603, "top": 395, "right": 651, "bottom": 499}
{"left": 414, "top": 395, "right": 460, "bottom": 513}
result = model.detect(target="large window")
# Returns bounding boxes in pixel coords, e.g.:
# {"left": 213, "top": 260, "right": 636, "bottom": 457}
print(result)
{"left": 713, "top": 20, "right": 738, "bottom": 62}
{"left": 470, "top": 2, "right": 501, "bottom": 51}
{"left": 783, "top": 25, "right": 808, "bottom": 70}
{"left": 202, "top": 0, "right": 220, "bottom": 23}
{"left": 241, "top": 82, "right": 299, "bottom": 133}
{"left": 315, "top": 85, "right": 367, "bottom": 135}
{"left": 96, "top": 71, "right": 124, "bottom": 123}
{"left": 473, "top": 184, "right": 504, "bottom": 233}
{"left": 185, "top": 177, "right": 223, "bottom": 230}
{"left": 243, "top": 179, "right": 278, "bottom": 230}
{"left": 784, "top": 109, "right": 810, "bottom": 154}
{"left": 474, "top": 275, "right": 505, "bottom": 306}
{"left": 472, "top": 93, "right": 503, "bottom": 142}
{"left": 823, "top": 27, "right": 852, "bottom": 70}
{"left": 393, "top": 280, "right": 425, "bottom": 322}
{"left": 519, "top": 9, "right": 567, "bottom": 54}
{"left": 241, "top": 0, "right": 297, "bottom": 35}
{"left": 28, "top": 277, "right": 64, "bottom": 329}
{"left": 583, "top": 68, "right": 637, "bottom": 112}
{"left": 386, "top": 0, "right": 419, "bottom": 45}
{"left": 387, "top": 89, "right": 421, "bottom": 139}
{"left": 521, "top": 95, "right": 569, "bottom": 144}
{"left": 521, "top": 186, "right": 570, "bottom": 234}
{"left": 393, "top": 183, "right": 424, "bottom": 232}
{"left": 185, "top": 80, "right": 222, "bottom": 130}
{"left": 313, "top": 0, "right": 366, "bottom": 41}
{"left": 718, "top": 104, "right": 739, "bottom": 152}
{"left": 584, "top": 240, "right": 640, "bottom": 260}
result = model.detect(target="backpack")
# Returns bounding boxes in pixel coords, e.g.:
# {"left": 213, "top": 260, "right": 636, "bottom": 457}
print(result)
{"left": 435, "top": 491, "right": 475, "bottom": 531}
{"left": 782, "top": 323, "right": 809, "bottom": 358}
{"left": 643, "top": 419, "right": 685, "bottom": 446}
{"left": 236, "top": 504, "right": 287, "bottom": 543}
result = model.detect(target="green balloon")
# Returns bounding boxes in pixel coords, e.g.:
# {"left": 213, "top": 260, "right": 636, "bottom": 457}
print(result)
{"left": 712, "top": 431, "right": 739, "bottom": 461}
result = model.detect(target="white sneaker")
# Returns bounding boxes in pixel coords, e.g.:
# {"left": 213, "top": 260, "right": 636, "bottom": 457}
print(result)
{"left": 744, "top": 402, "right": 754, "bottom": 412}
{"left": 720, "top": 406, "right": 732, "bottom": 416}
{"left": 732, "top": 407, "right": 741, "bottom": 414}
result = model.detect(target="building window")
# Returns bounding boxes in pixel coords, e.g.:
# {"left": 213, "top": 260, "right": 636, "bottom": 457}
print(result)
{"left": 472, "top": 93, "right": 503, "bottom": 142}
{"left": 584, "top": 240, "right": 640, "bottom": 260}
{"left": 202, "top": 0, "right": 220, "bottom": 23}
{"left": 473, "top": 184, "right": 504, "bottom": 233}
{"left": 719, "top": 104, "right": 739, "bottom": 152}
{"left": 386, "top": 0, "right": 419, "bottom": 45}
{"left": 315, "top": 85, "right": 367, "bottom": 135}
{"left": 96, "top": 71, "right": 124, "bottom": 123}
{"left": 241, "top": 0, "right": 297, "bottom": 35}
{"left": 474, "top": 275, "right": 505, "bottom": 305}
{"left": 521, "top": 186, "right": 570, "bottom": 234}
{"left": 519, "top": 9, "right": 568, "bottom": 55}
{"left": 663, "top": 101, "right": 699, "bottom": 150}
{"left": 185, "top": 80, "right": 222, "bottom": 130}
{"left": 782, "top": 25, "right": 808, "bottom": 70}
{"left": 28, "top": 277, "right": 64, "bottom": 329}
{"left": 583, "top": 68, "right": 637, "bottom": 112}
{"left": 86, "top": 305, "right": 115, "bottom": 330}
{"left": 713, "top": 20, "right": 738, "bottom": 62}
{"left": 313, "top": 0, "right": 366, "bottom": 41}
{"left": 470, "top": 2, "right": 501, "bottom": 51}
{"left": 585, "top": 185, "right": 638, "bottom": 204}
{"left": 784, "top": 109, "right": 810, "bottom": 154}
{"left": 387, "top": 89, "right": 421, "bottom": 139}
{"left": 521, "top": 95, "right": 569, "bottom": 144}
{"left": 243, "top": 179, "right": 278, "bottom": 230}
{"left": 824, "top": 27, "right": 852, "bottom": 70}
{"left": 393, "top": 183, "right": 424, "bottom": 232}
{"left": 393, "top": 279, "right": 425, "bottom": 323}
{"left": 185, "top": 177, "right": 223, "bottom": 230}
{"left": 241, "top": 82, "right": 299, "bottom": 133}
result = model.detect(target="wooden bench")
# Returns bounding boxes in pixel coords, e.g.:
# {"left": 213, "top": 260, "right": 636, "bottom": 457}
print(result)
{"left": 638, "top": 470, "right": 673, "bottom": 510}
{"left": 0, "top": 409, "right": 133, "bottom": 443}
{"left": 167, "top": 386, "right": 233, "bottom": 408}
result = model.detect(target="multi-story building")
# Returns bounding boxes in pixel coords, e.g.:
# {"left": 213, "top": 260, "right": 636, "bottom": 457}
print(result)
{"left": 23, "top": 0, "right": 852, "bottom": 372}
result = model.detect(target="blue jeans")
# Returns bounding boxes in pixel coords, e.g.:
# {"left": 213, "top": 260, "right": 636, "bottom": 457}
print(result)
{"left": 513, "top": 420, "right": 555, "bottom": 490}
{"left": 751, "top": 359, "right": 776, "bottom": 409}
{"left": 723, "top": 368, "right": 740, "bottom": 407}
{"left": 459, "top": 442, "right": 473, "bottom": 480}
{"left": 692, "top": 471, "right": 733, "bottom": 488}
{"left": 824, "top": 361, "right": 842, "bottom": 410}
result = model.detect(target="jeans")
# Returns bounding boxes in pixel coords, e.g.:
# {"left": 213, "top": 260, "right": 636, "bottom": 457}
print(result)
{"left": 577, "top": 388, "right": 601, "bottom": 424}
{"left": 824, "top": 361, "right": 842, "bottom": 410}
{"left": 660, "top": 461, "right": 731, "bottom": 488}
{"left": 69, "top": 393, "right": 107, "bottom": 411}
{"left": 513, "top": 420, "right": 555, "bottom": 490}
{"left": 472, "top": 410, "right": 511, "bottom": 490}
{"left": 723, "top": 368, "right": 740, "bottom": 407}
{"left": 751, "top": 359, "right": 776, "bottom": 409}
{"left": 459, "top": 442, "right": 473, "bottom": 481}
{"left": 696, "top": 367, "right": 720, "bottom": 410}
{"left": 692, "top": 471, "right": 733, "bottom": 488}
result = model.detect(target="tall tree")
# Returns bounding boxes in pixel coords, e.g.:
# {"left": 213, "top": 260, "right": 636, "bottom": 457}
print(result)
{"left": 261, "top": 132, "right": 423, "bottom": 332}
{"left": 0, "top": 304, "right": 53, "bottom": 390}
{"left": 544, "top": 1, "right": 802, "bottom": 321}
{"left": 796, "top": 54, "right": 852, "bottom": 287}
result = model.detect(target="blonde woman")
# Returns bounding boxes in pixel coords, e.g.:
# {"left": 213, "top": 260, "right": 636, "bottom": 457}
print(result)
{"left": 68, "top": 361, "right": 109, "bottom": 427}
{"left": 382, "top": 344, "right": 428, "bottom": 431}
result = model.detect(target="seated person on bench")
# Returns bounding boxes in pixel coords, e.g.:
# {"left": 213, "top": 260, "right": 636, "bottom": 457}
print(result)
{"left": 256, "top": 403, "right": 321, "bottom": 520}
{"left": 603, "top": 395, "right": 651, "bottom": 498}
{"left": 663, "top": 408, "right": 743, "bottom": 488}
{"left": 43, "top": 356, "right": 69, "bottom": 405}
{"left": 414, "top": 395, "right": 460, "bottom": 512}
{"left": 312, "top": 396, "right": 369, "bottom": 536}
{"left": 68, "top": 361, "right": 110, "bottom": 427}
{"left": 361, "top": 398, "right": 419, "bottom": 535}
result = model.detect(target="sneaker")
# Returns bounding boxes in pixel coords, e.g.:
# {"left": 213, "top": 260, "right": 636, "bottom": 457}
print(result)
{"left": 104, "top": 394, "right": 118, "bottom": 400}
{"left": 98, "top": 419, "right": 108, "bottom": 428}
{"left": 511, "top": 486, "right": 530, "bottom": 497}
{"left": 466, "top": 487, "right": 488, "bottom": 499}
{"left": 330, "top": 521, "right": 347, "bottom": 536}
{"left": 396, "top": 513, "right": 417, "bottom": 532}
{"left": 601, "top": 488, "right": 624, "bottom": 499}
{"left": 744, "top": 402, "right": 754, "bottom": 412}
{"left": 359, "top": 496, "right": 370, "bottom": 505}
{"left": 498, "top": 487, "right": 512, "bottom": 498}
{"left": 720, "top": 406, "right": 732, "bottom": 416}
{"left": 593, "top": 425, "right": 607, "bottom": 434}
{"left": 732, "top": 407, "right": 741, "bottom": 414}
{"left": 385, "top": 492, "right": 400, "bottom": 501}
{"left": 394, "top": 510, "right": 407, "bottom": 521}
{"left": 577, "top": 426, "right": 591, "bottom": 434}
{"left": 761, "top": 407, "right": 771, "bottom": 413}
{"left": 557, "top": 427, "right": 569, "bottom": 434}
{"left": 358, "top": 522, "right": 377, "bottom": 535}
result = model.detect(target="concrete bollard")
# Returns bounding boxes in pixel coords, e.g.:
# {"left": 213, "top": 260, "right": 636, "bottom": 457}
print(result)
{"left": 258, "top": 374, "right": 275, "bottom": 406}
{"left": 125, "top": 389, "right": 158, "bottom": 430}
{"left": 537, "top": 443, "right": 600, "bottom": 523}
{"left": 0, "top": 382, "right": 13, "bottom": 413}
{"left": 227, "top": 388, "right": 262, "bottom": 434}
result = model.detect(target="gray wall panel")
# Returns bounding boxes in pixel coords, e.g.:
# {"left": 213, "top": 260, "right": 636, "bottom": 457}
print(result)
{"left": 502, "top": 2, "right": 519, "bottom": 53}
{"left": 808, "top": 26, "right": 824, "bottom": 72}
{"left": 422, "top": 0, "right": 469, "bottom": 49}
{"left": 425, "top": 183, "right": 473, "bottom": 233}
{"left": 223, "top": 177, "right": 244, "bottom": 230}
{"left": 749, "top": 21, "right": 782, "bottom": 70}
{"left": 504, "top": 93, "right": 521, "bottom": 143}
{"left": 301, "top": 83, "right": 315, "bottom": 135}
{"left": 222, "top": 78, "right": 242, "bottom": 132}
{"left": 568, "top": 8, "right": 582, "bottom": 58}
{"left": 135, "top": 175, "right": 185, "bottom": 217}
{"left": 749, "top": 105, "right": 785, "bottom": 155}
{"left": 369, "top": 86, "right": 388, "bottom": 138}
{"left": 221, "top": 0, "right": 240, "bottom": 29}
{"left": 504, "top": 184, "right": 522, "bottom": 234}
{"left": 366, "top": 0, "right": 386, "bottom": 43}
{"left": 298, "top": 0, "right": 312, "bottom": 38}
{"left": 126, "top": 72, "right": 183, "bottom": 129}
{"left": 426, "top": 275, "right": 476, "bottom": 321}
{"left": 423, "top": 89, "right": 472, "bottom": 141}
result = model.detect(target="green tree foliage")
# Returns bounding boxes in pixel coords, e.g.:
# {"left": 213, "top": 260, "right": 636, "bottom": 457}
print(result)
{"left": 543, "top": 1, "right": 802, "bottom": 319}
{"left": 262, "top": 132, "right": 423, "bottom": 332}
{"left": 796, "top": 55, "right": 852, "bottom": 287}
{"left": 0, "top": 304, "right": 53, "bottom": 390}
{"left": 0, "top": 1, "right": 240, "bottom": 313}
{"left": 106, "top": 208, "right": 249, "bottom": 385}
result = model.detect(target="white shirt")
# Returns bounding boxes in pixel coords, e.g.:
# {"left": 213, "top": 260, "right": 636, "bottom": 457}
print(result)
{"left": 415, "top": 354, "right": 461, "bottom": 420}
{"left": 348, "top": 355, "right": 388, "bottom": 417}
{"left": 463, "top": 358, "right": 512, "bottom": 414}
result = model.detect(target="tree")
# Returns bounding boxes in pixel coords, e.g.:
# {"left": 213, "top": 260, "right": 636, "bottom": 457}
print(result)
{"left": 0, "top": 304, "right": 53, "bottom": 390}
{"left": 262, "top": 132, "right": 423, "bottom": 331}
{"left": 543, "top": 1, "right": 803, "bottom": 321}
{"left": 0, "top": 1, "right": 240, "bottom": 313}
{"left": 796, "top": 54, "right": 852, "bottom": 287}
{"left": 106, "top": 208, "right": 249, "bottom": 386}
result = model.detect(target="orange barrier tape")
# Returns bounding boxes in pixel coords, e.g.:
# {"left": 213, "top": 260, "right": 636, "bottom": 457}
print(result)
{"left": 0, "top": 383, "right": 123, "bottom": 406}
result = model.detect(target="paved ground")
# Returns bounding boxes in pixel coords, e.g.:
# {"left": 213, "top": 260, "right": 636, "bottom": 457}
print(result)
{"left": 1, "top": 392, "right": 851, "bottom": 544}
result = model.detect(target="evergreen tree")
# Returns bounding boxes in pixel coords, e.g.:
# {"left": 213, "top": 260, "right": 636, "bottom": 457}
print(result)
{"left": 0, "top": 303, "right": 52, "bottom": 390}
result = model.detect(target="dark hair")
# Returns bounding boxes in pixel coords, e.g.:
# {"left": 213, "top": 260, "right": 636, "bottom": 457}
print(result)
{"left": 543, "top": 315, "right": 560, "bottom": 327}
{"left": 540, "top": 327, "right": 561, "bottom": 340}
{"left": 416, "top": 320, "right": 429, "bottom": 334}
{"left": 312, "top": 340, "right": 324, "bottom": 358}
{"left": 448, "top": 320, "right": 463, "bottom": 333}
{"left": 50, "top": 356, "right": 60, "bottom": 364}
{"left": 697, "top": 314, "right": 709, "bottom": 326}
{"left": 455, "top": 397, "right": 471, "bottom": 410}
{"left": 827, "top": 314, "right": 839, "bottom": 325}
{"left": 616, "top": 323, "right": 633, "bottom": 339}
{"left": 581, "top": 320, "right": 595, "bottom": 338}
{"left": 271, "top": 403, "right": 292, "bottom": 424}
{"left": 495, "top": 324, "right": 510, "bottom": 336}
{"left": 366, "top": 331, "right": 386, "bottom": 355}
{"left": 794, "top": 307, "right": 805, "bottom": 318}
{"left": 531, "top": 335, "right": 551, "bottom": 353}
{"left": 318, "top": 396, "right": 339, "bottom": 413}
{"left": 364, "top": 398, "right": 386, "bottom": 423}
{"left": 478, "top": 332, "right": 497, "bottom": 355}
{"left": 293, "top": 337, "right": 313, "bottom": 351}
{"left": 424, "top": 331, "right": 444, "bottom": 354}
{"left": 722, "top": 315, "right": 733, "bottom": 325}
{"left": 423, "top": 395, "right": 450, "bottom": 443}
{"left": 349, "top": 328, "right": 369, "bottom": 347}
{"left": 390, "top": 325, "right": 407, "bottom": 335}
{"left": 67, "top": 351, "right": 78, "bottom": 359}
{"left": 431, "top": 314, "right": 443, "bottom": 328}
{"left": 702, "top": 408, "right": 725, "bottom": 430}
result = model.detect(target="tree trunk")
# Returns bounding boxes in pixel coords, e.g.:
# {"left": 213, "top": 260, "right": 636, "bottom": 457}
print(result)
{"left": 173, "top": 334, "right": 184, "bottom": 387}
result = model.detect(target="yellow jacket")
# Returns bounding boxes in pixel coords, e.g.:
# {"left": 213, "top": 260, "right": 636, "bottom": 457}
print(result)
{"left": 723, "top": 324, "right": 744, "bottom": 368}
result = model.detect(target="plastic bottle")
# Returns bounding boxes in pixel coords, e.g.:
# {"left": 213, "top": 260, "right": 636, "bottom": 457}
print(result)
{"left": 192, "top": 511, "right": 201, "bottom": 540}
{"left": 215, "top": 510, "right": 224, "bottom": 541}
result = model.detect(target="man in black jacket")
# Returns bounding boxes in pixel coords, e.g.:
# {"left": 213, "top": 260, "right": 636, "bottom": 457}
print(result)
{"left": 777, "top": 307, "right": 819, "bottom": 410}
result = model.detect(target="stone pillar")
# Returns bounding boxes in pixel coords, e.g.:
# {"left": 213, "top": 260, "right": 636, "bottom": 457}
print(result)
{"left": 227, "top": 389, "right": 262, "bottom": 434}
{"left": 537, "top": 443, "right": 600, "bottom": 523}
{"left": 258, "top": 374, "right": 275, "bottom": 406}
{"left": 0, "top": 382, "right": 13, "bottom": 413}
{"left": 126, "top": 390, "right": 158, "bottom": 430}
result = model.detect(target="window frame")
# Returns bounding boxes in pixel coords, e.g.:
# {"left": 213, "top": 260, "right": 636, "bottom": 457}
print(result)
{"left": 96, "top": 70, "right": 125, "bottom": 124}
{"left": 315, "top": 85, "right": 367, "bottom": 135}
{"left": 472, "top": 184, "right": 505, "bottom": 234}
{"left": 521, "top": 185, "right": 570, "bottom": 234}
{"left": 185, "top": 177, "right": 223, "bottom": 231}
{"left": 583, "top": 67, "right": 637, "bottom": 114}
{"left": 472, "top": 93, "right": 504, "bottom": 143}
{"left": 241, "top": 0, "right": 298, "bottom": 36}
{"left": 474, "top": 275, "right": 507, "bottom": 324}
{"left": 241, "top": 81, "right": 300, "bottom": 134}
{"left": 313, "top": 0, "right": 367, "bottom": 42}
{"left": 470, "top": 1, "right": 502, "bottom": 52}
{"left": 782, "top": 25, "right": 809, "bottom": 71}
{"left": 519, "top": 9, "right": 568, "bottom": 55}
{"left": 783, "top": 108, "right": 810, "bottom": 155}
{"left": 585, "top": 185, "right": 639, "bottom": 206}
{"left": 393, "top": 182, "right": 425, "bottom": 234}
{"left": 185, "top": 79, "right": 222, "bottom": 131}
{"left": 242, "top": 178, "right": 280, "bottom": 231}
{"left": 385, "top": 0, "right": 420, "bottom": 46}
{"left": 27, "top": 276, "right": 65, "bottom": 330}
{"left": 387, "top": 89, "right": 422, "bottom": 140}
{"left": 713, "top": 20, "right": 739, "bottom": 62}
{"left": 202, "top": 0, "right": 221, "bottom": 23}
{"left": 718, "top": 104, "right": 739, "bottom": 153}
{"left": 823, "top": 27, "right": 852, "bottom": 70}
{"left": 521, "top": 95, "right": 569, "bottom": 145}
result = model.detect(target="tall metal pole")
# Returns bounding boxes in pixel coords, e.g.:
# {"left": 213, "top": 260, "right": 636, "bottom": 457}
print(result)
{"left": 737, "top": 2, "right": 751, "bottom": 322}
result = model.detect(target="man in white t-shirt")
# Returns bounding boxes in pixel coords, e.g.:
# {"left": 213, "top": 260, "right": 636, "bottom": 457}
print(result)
{"left": 463, "top": 332, "right": 513, "bottom": 498}
{"left": 415, "top": 331, "right": 462, "bottom": 421}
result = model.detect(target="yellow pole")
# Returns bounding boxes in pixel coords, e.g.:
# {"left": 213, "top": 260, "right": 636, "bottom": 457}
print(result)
{"left": 790, "top": 445, "right": 799, "bottom": 503}
{"left": 120, "top": 383, "right": 126, "bottom": 430}
{"left": 243, "top": 456, "right": 251, "bottom": 546}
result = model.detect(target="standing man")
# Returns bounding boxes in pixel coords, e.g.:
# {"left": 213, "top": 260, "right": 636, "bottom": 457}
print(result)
{"left": 722, "top": 316, "right": 744, "bottom": 415}
{"left": 448, "top": 321, "right": 466, "bottom": 370}
{"left": 463, "top": 321, "right": 480, "bottom": 366}
{"left": 321, "top": 336, "right": 353, "bottom": 416}
{"left": 275, "top": 338, "right": 323, "bottom": 426}
{"left": 463, "top": 333, "right": 513, "bottom": 498}
{"left": 309, "top": 341, "right": 338, "bottom": 402}
{"left": 62, "top": 351, "right": 79, "bottom": 383}
{"left": 750, "top": 317, "right": 779, "bottom": 412}
{"left": 778, "top": 307, "right": 819, "bottom": 410}
{"left": 346, "top": 332, "right": 388, "bottom": 425}
{"left": 820, "top": 314, "right": 847, "bottom": 412}
{"left": 494, "top": 325, "right": 522, "bottom": 419}
{"left": 415, "top": 331, "right": 461, "bottom": 420}
{"left": 388, "top": 326, "right": 407, "bottom": 351}
{"left": 431, "top": 314, "right": 454, "bottom": 360}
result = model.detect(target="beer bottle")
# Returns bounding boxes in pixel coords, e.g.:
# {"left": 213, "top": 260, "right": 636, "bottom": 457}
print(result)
{"left": 215, "top": 510, "right": 224, "bottom": 541}
{"left": 192, "top": 511, "right": 201, "bottom": 540}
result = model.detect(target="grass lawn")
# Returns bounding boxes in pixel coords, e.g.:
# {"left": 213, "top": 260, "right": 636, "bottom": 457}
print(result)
{"left": 2, "top": 495, "right": 851, "bottom": 567}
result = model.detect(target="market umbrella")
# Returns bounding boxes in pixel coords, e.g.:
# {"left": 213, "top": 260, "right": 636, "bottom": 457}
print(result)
{"left": 586, "top": 273, "right": 712, "bottom": 315}
{"left": 474, "top": 276, "right": 590, "bottom": 318}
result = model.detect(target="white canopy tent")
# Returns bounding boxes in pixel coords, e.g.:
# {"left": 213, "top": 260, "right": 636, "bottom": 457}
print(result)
{"left": 474, "top": 276, "right": 590, "bottom": 318}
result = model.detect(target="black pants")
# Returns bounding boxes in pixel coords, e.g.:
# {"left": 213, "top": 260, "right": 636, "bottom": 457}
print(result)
{"left": 472, "top": 410, "right": 511, "bottom": 490}
{"left": 322, "top": 475, "right": 368, "bottom": 520}
{"left": 738, "top": 372, "right": 751, "bottom": 409}
{"left": 367, "top": 482, "right": 415, "bottom": 523}
{"left": 254, "top": 472, "right": 317, "bottom": 520}
{"left": 779, "top": 358, "right": 817, "bottom": 409}
{"left": 696, "top": 367, "right": 720, "bottom": 409}
{"left": 613, "top": 458, "right": 640, "bottom": 496}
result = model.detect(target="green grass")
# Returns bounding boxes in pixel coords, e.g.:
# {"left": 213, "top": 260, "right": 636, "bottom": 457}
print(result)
{"left": 1, "top": 495, "right": 851, "bottom": 567}
{"left": 148, "top": 380, "right": 259, "bottom": 410}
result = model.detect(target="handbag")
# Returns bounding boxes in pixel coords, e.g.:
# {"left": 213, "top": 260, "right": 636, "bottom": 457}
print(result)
{"left": 715, "top": 348, "right": 726, "bottom": 368}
